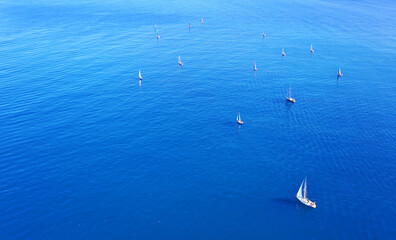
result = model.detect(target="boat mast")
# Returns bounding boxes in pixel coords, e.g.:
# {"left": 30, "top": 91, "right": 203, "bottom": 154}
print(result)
{"left": 303, "top": 176, "right": 307, "bottom": 199}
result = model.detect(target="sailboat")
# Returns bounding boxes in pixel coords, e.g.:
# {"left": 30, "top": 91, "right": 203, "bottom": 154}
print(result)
{"left": 236, "top": 111, "right": 243, "bottom": 125}
{"left": 282, "top": 48, "right": 286, "bottom": 56}
{"left": 286, "top": 86, "right": 295, "bottom": 103}
{"left": 338, "top": 67, "right": 343, "bottom": 77}
{"left": 139, "top": 70, "right": 142, "bottom": 80}
{"left": 296, "top": 177, "right": 316, "bottom": 208}
{"left": 189, "top": 22, "right": 191, "bottom": 28}
{"left": 201, "top": 18, "right": 204, "bottom": 24}
{"left": 178, "top": 55, "right": 183, "bottom": 66}
{"left": 254, "top": 62, "right": 257, "bottom": 71}
{"left": 262, "top": 31, "right": 266, "bottom": 37}
{"left": 156, "top": 30, "right": 160, "bottom": 39}
{"left": 310, "top": 44, "right": 314, "bottom": 53}
{"left": 154, "top": 24, "right": 157, "bottom": 29}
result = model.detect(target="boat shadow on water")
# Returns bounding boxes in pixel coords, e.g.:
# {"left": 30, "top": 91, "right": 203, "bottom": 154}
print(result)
{"left": 272, "top": 197, "right": 316, "bottom": 210}
{"left": 272, "top": 197, "right": 296, "bottom": 206}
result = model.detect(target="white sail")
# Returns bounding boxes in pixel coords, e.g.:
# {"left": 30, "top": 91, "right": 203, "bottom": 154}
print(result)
{"left": 178, "top": 55, "right": 183, "bottom": 65}
{"left": 282, "top": 48, "right": 286, "bottom": 56}
{"left": 139, "top": 70, "right": 142, "bottom": 80}
{"left": 297, "top": 180, "right": 304, "bottom": 199}
{"left": 202, "top": 18, "right": 204, "bottom": 24}
{"left": 310, "top": 44, "right": 314, "bottom": 53}
{"left": 254, "top": 62, "right": 257, "bottom": 71}
{"left": 288, "top": 86, "right": 292, "bottom": 98}
{"left": 338, "top": 68, "right": 342, "bottom": 76}
{"left": 237, "top": 112, "right": 241, "bottom": 122}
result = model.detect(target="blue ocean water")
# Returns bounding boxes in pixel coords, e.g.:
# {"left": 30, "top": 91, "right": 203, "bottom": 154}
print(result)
{"left": 1, "top": 0, "right": 396, "bottom": 239}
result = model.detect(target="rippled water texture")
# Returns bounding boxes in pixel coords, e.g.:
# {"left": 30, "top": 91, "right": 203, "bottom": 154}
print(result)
{"left": 0, "top": 0, "right": 395, "bottom": 239}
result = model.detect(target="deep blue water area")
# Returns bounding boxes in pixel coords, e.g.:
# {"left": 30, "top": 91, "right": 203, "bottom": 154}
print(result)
{"left": 0, "top": 0, "right": 395, "bottom": 239}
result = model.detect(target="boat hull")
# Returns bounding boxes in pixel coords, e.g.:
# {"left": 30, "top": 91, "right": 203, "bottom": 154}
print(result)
{"left": 237, "top": 120, "right": 243, "bottom": 125}
{"left": 297, "top": 196, "right": 316, "bottom": 208}
{"left": 286, "top": 97, "right": 295, "bottom": 103}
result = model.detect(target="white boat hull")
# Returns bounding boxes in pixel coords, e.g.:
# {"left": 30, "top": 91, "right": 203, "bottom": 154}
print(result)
{"left": 286, "top": 97, "right": 295, "bottom": 103}
{"left": 297, "top": 196, "right": 316, "bottom": 208}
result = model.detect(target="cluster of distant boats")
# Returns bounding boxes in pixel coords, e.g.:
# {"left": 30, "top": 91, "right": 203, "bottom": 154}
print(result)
{"left": 138, "top": 20, "right": 347, "bottom": 208}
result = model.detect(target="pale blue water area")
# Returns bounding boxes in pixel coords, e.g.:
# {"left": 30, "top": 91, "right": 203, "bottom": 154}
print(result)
{"left": 0, "top": 0, "right": 395, "bottom": 239}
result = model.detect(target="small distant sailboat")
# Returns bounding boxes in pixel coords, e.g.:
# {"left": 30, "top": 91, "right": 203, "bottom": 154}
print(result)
{"left": 178, "top": 55, "right": 183, "bottom": 66}
{"left": 236, "top": 111, "right": 244, "bottom": 125}
{"left": 282, "top": 48, "right": 286, "bottom": 56}
{"left": 156, "top": 30, "right": 160, "bottom": 39}
{"left": 201, "top": 18, "right": 204, "bottom": 24}
{"left": 189, "top": 22, "right": 191, "bottom": 29}
{"left": 262, "top": 30, "right": 266, "bottom": 37}
{"left": 139, "top": 69, "right": 142, "bottom": 80}
{"left": 286, "top": 86, "right": 295, "bottom": 103}
{"left": 296, "top": 176, "right": 316, "bottom": 208}
{"left": 254, "top": 62, "right": 257, "bottom": 71}
{"left": 310, "top": 44, "right": 314, "bottom": 53}
{"left": 154, "top": 24, "right": 157, "bottom": 29}
{"left": 338, "top": 67, "right": 343, "bottom": 77}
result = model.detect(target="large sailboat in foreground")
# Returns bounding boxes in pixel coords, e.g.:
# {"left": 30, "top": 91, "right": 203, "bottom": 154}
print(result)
{"left": 286, "top": 86, "right": 295, "bottom": 103}
{"left": 236, "top": 111, "right": 243, "bottom": 125}
{"left": 296, "top": 177, "right": 316, "bottom": 208}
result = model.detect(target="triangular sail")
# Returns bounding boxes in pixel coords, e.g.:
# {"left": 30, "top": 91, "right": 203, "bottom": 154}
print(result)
{"left": 338, "top": 68, "right": 342, "bottom": 75}
{"left": 311, "top": 44, "right": 313, "bottom": 51}
{"left": 288, "top": 86, "right": 292, "bottom": 98}
{"left": 297, "top": 180, "right": 304, "bottom": 199}
{"left": 139, "top": 70, "right": 142, "bottom": 79}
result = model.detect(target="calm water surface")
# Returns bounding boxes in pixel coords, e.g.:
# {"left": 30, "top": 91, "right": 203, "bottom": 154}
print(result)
{"left": 0, "top": 0, "right": 395, "bottom": 239}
